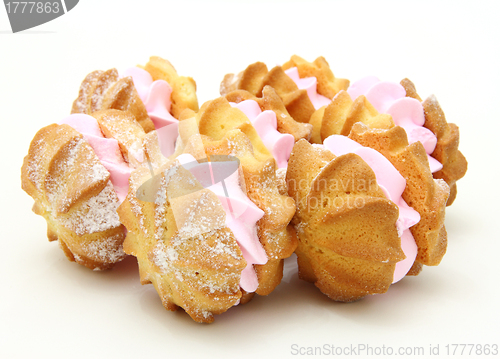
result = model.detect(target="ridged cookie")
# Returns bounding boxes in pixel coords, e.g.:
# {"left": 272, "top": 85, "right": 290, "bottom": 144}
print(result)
{"left": 401, "top": 78, "right": 467, "bottom": 205}
{"left": 21, "top": 124, "right": 126, "bottom": 270}
{"left": 287, "top": 139, "right": 405, "bottom": 301}
{"left": 117, "top": 127, "right": 297, "bottom": 322}
{"left": 348, "top": 123, "right": 449, "bottom": 268}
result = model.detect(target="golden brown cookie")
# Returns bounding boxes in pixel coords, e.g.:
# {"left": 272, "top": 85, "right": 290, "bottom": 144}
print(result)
{"left": 286, "top": 139, "right": 404, "bottom": 302}
{"left": 348, "top": 123, "right": 449, "bottom": 267}
{"left": 21, "top": 124, "right": 126, "bottom": 270}
{"left": 118, "top": 158, "right": 247, "bottom": 323}
{"left": 21, "top": 108, "right": 156, "bottom": 269}
{"left": 117, "top": 124, "right": 297, "bottom": 322}
{"left": 193, "top": 97, "right": 273, "bottom": 163}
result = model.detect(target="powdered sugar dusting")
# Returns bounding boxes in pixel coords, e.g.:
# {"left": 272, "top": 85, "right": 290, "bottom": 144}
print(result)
{"left": 82, "top": 231, "right": 126, "bottom": 263}
{"left": 176, "top": 191, "right": 225, "bottom": 239}
{"left": 98, "top": 111, "right": 145, "bottom": 165}
{"left": 43, "top": 137, "right": 83, "bottom": 206}
{"left": 128, "top": 170, "right": 149, "bottom": 235}
{"left": 90, "top": 69, "right": 118, "bottom": 112}
{"left": 152, "top": 228, "right": 243, "bottom": 296}
{"left": 44, "top": 137, "right": 110, "bottom": 213}
{"left": 59, "top": 182, "right": 121, "bottom": 235}
{"left": 275, "top": 167, "right": 288, "bottom": 195}
{"left": 154, "top": 174, "right": 168, "bottom": 240}
{"left": 27, "top": 139, "right": 47, "bottom": 191}
{"left": 72, "top": 70, "right": 102, "bottom": 114}
{"left": 27, "top": 126, "right": 72, "bottom": 191}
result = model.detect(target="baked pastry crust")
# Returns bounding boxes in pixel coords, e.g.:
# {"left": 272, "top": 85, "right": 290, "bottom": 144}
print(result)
{"left": 310, "top": 90, "right": 394, "bottom": 144}
{"left": 220, "top": 55, "right": 349, "bottom": 124}
{"left": 281, "top": 55, "right": 350, "bottom": 99}
{"left": 224, "top": 85, "right": 313, "bottom": 142}
{"left": 71, "top": 68, "right": 155, "bottom": 133}
{"left": 91, "top": 109, "right": 146, "bottom": 166}
{"left": 21, "top": 108, "right": 153, "bottom": 270}
{"left": 119, "top": 158, "right": 247, "bottom": 323}
{"left": 142, "top": 56, "right": 199, "bottom": 118}
{"left": 192, "top": 97, "right": 273, "bottom": 163}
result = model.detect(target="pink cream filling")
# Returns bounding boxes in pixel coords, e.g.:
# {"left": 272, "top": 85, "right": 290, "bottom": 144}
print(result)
{"left": 121, "top": 67, "right": 179, "bottom": 159}
{"left": 347, "top": 77, "right": 443, "bottom": 173}
{"left": 285, "top": 69, "right": 442, "bottom": 174}
{"left": 229, "top": 100, "right": 294, "bottom": 169}
{"left": 322, "top": 135, "right": 421, "bottom": 283}
{"left": 284, "top": 67, "right": 332, "bottom": 110}
{"left": 59, "top": 114, "right": 133, "bottom": 203}
{"left": 176, "top": 153, "right": 267, "bottom": 292}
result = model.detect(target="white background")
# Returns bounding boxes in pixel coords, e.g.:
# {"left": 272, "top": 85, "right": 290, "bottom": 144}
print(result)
{"left": 1, "top": 1, "right": 499, "bottom": 358}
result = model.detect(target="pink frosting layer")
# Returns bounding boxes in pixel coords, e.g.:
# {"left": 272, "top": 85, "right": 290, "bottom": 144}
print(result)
{"left": 156, "top": 122, "right": 179, "bottom": 159}
{"left": 285, "top": 67, "right": 331, "bottom": 110}
{"left": 347, "top": 77, "right": 443, "bottom": 173}
{"left": 176, "top": 153, "right": 267, "bottom": 292}
{"left": 322, "top": 135, "right": 420, "bottom": 283}
{"left": 121, "top": 67, "right": 180, "bottom": 159}
{"left": 59, "top": 114, "right": 133, "bottom": 203}
{"left": 230, "top": 100, "right": 294, "bottom": 169}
